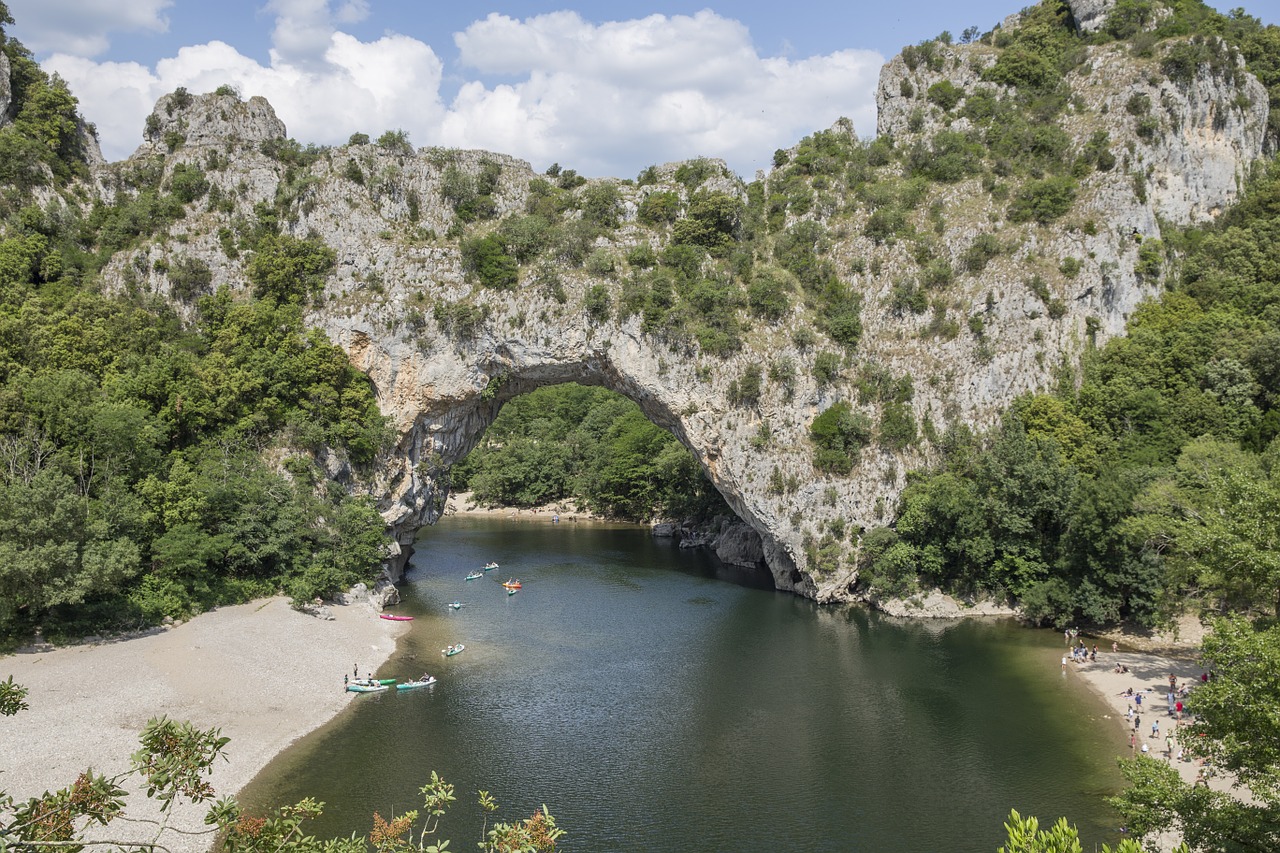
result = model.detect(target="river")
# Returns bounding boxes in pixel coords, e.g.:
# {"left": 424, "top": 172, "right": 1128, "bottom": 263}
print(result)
{"left": 239, "top": 517, "right": 1126, "bottom": 851}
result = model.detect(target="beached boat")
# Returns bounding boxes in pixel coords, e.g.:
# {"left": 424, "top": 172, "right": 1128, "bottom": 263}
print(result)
{"left": 443, "top": 643, "right": 466, "bottom": 656}
{"left": 347, "top": 680, "right": 390, "bottom": 693}
{"left": 380, "top": 613, "right": 414, "bottom": 621}
{"left": 396, "top": 676, "right": 437, "bottom": 690}
{"left": 483, "top": 562, "right": 499, "bottom": 571}
{"left": 502, "top": 579, "right": 522, "bottom": 589}
{"left": 448, "top": 601, "right": 464, "bottom": 610}
{"left": 465, "top": 571, "right": 483, "bottom": 581}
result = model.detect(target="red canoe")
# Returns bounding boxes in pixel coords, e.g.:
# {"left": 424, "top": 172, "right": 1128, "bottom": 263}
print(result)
{"left": 379, "top": 613, "right": 414, "bottom": 621}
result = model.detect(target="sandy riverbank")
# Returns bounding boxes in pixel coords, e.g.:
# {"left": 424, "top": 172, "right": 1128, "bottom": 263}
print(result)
{"left": 0, "top": 597, "right": 406, "bottom": 853}
{"left": 444, "top": 490, "right": 606, "bottom": 522}
{"left": 1066, "top": 635, "right": 1232, "bottom": 852}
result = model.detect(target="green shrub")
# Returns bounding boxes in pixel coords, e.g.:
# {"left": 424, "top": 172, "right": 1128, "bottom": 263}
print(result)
{"left": 460, "top": 234, "right": 518, "bottom": 290}
{"left": 746, "top": 267, "right": 793, "bottom": 321}
{"left": 247, "top": 234, "right": 335, "bottom": 302}
{"left": 168, "top": 164, "right": 209, "bottom": 203}
{"left": 584, "top": 283, "right": 612, "bottom": 324}
{"left": 813, "top": 351, "right": 842, "bottom": 385}
{"left": 496, "top": 214, "right": 551, "bottom": 264}
{"left": 1125, "top": 93, "right": 1152, "bottom": 116}
{"left": 638, "top": 191, "right": 681, "bottom": 226}
{"left": 584, "top": 248, "right": 617, "bottom": 277}
{"left": 376, "top": 129, "right": 413, "bottom": 155}
{"left": 625, "top": 243, "right": 657, "bottom": 268}
{"left": 1008, "top": 176, "right": 1077, "bottom": 223}
{"left": 962, "top": 233, "right": 1002, "bottom": 272}
{"left": 1137, "top": 238, "right": 1163, "bottom": 280}
{"left": 920, "top": 258, "right": 954, "bottom": 288}
{"left": 727, "top": 365, "right": 763, "bottom": 407}
{"left": 879, "top": 401, "right": 918, "bottom": 450}
{"left": 926, "top": 80, "right": 965, "bottom": 111}
{"left": 581, "top": 183, "right": 621, "bottom": 229}
{"left": 810, "top": 401, "right": 872, "bottom": 474}
{"left": 168, "top": 255, "right": 212, "bottom": 301}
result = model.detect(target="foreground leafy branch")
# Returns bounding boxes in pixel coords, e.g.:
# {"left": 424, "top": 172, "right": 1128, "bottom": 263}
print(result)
{"left": 0, "top": 702, "right": 561, "bottom": 853}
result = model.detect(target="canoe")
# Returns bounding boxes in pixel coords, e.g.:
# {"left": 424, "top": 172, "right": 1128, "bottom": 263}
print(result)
{"left": 396, "top": 676, "right": 437, "bottom": 690}
{"left": 380, "top": 613, "right": 414, "bottom": 621}
{"left": 465, "top": 571, "right": 483, "bottom": 580}
{"left": 501, "top": 580, "right": 522, "bottom": 589}
{"left": 507, "top": 587, "right": 517, "bottom": 596}
{"left": 443, "top": 643, "right": 466, "bottom": 656}
{"left": 483, "top": 562, "right": 499, "bottom": 571}
{"left": 347, "top": 681, "right": 390, "bottom": 693}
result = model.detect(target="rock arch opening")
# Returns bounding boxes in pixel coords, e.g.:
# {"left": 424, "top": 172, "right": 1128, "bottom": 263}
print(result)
{"left": 382, "top": 368, "right": 782, "bottom": 589}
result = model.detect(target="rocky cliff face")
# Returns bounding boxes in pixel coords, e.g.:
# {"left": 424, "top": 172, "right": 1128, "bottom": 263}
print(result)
{"left": 91, "top": 9, "right": 1270, "bottom": 603}
{"left": 0, "top": 51, "right": 11, "bottom": 125}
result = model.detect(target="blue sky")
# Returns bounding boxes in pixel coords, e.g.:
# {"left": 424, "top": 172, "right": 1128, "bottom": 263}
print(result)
{"left": 6, "top": 1, "right": 1275, "bottom": 177}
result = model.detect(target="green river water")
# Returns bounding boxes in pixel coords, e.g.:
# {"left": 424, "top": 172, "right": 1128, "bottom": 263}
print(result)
{"left": 239, "top": 517, "right": 1128, "bottom": 851}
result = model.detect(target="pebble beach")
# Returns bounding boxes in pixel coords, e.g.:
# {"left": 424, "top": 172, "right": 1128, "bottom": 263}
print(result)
{"left": 0, "top": 597, "right": 406, "bottom": 853}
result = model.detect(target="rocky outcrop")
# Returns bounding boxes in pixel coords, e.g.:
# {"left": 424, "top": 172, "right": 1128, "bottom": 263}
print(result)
{"left": 1066, "top": 0, "right": 1116, "bottom": 33}
{"left": 91, "top": 25, "right": 1270, "bottom": 604}
{"left": 138, "top": 90, "right": 287, "bottom": 155}
{"left": 0, "top": 50, "right": 11, "bottom": 126}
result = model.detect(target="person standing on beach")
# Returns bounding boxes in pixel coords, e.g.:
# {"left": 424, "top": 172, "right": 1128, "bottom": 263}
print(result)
{"left": 1135, "top": 713, "right": 1141, "bottom": 733}
{"left": 1152, "top": 719, "right": 1160, "bottom": 738}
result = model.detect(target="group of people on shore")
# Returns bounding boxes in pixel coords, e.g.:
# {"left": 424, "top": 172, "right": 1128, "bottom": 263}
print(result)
{"left": 1061, "top": 629, "right": 1101, "bottom": 667}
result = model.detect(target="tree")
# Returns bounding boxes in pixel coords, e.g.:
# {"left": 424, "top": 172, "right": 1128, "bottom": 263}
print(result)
{"left": 997, "top": 810, "right": 1153, "bottom": 853}
{"left": 247, "top": 234, "right": 336, "bottom": 303}
{"left": 1109, "top": 616, "right": 1280, "bottom": 852}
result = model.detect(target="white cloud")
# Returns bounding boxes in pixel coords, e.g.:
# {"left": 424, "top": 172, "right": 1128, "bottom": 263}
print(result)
{"left": 446, "top": 11, "right": 883, "bottom": 177}
{"left": 47, "top": 31, "right": 445, "bottom": 161}
{"left": 42, "top": 7, "right": 884, "bottom": 178}
{"left": 6, "top": 0, "right": 171, "bottom": 57}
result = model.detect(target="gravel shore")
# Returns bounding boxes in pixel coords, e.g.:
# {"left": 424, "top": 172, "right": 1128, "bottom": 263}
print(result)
{"left": 0, "top": 597, "right": 406, "bottom": 853}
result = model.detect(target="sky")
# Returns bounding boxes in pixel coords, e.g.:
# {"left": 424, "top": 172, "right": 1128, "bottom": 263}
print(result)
{"left": 5, "top": 1, "right": 1277, "bottom": 178}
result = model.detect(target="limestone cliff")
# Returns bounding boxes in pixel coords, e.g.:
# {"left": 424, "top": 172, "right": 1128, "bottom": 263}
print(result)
{"left": 89, "top": 5, "right": 1270, "bottom": 603}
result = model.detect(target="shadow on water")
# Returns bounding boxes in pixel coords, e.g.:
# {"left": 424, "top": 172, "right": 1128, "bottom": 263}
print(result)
{"left": 239, "top": 518, "right": 1126, "bottom": 853}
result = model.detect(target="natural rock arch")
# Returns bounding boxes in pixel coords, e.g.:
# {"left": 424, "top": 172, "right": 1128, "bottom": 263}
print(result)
{"left": 101, "top": 21, "right": 1269, "bottom": 602}
{"left": 337, "top": 311, "right": 815, "bottom": 598}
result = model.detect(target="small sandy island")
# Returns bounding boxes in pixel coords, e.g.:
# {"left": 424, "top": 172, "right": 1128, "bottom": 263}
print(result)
{"left": 0, "top": 597, "right": 406, "bottom": 853}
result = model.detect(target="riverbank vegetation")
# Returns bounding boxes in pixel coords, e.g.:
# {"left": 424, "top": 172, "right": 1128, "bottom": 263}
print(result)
{"left": 451, "top": 383, "right": 729, "bottom": 522}
{"left": 0, "top": 7, "right": 392, "bottom": 646}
